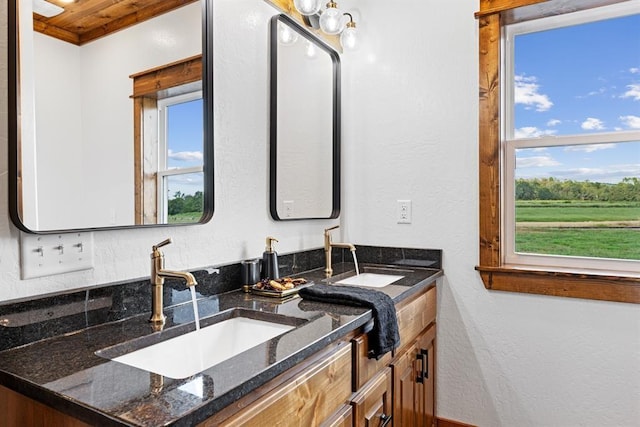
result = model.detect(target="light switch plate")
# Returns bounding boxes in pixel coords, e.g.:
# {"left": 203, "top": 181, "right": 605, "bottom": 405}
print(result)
{"left": 20, "top": 232, "right": 95, "bottom": 279}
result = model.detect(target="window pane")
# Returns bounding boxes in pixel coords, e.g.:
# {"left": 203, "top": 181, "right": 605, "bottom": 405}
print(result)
{"left": 513, "top": 13, "right": 640, "bottom": 138}
{"left": 166, "top": 172, "right": 204, "bottom": 223}
{"left": 514, "top": 141, "right": 640, "bottom": 260}
{"left": 166, "top": 98, "right": 204, "bottom": 169}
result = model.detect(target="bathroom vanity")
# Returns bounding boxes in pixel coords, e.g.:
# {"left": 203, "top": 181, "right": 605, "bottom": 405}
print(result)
{"left": 0, "top": 250, "right": 441, "bottom": 427}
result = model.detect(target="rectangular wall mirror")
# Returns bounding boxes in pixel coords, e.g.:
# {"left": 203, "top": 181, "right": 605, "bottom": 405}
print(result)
{"left": 269, "top": 14, "right": 340, "bottom": 220}
{"left": 8, "top": 0, "right": 214, "bottom": 233}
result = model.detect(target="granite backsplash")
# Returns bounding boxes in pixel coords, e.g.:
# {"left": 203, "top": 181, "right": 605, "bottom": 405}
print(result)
{"left": 0, "top": 245, "right": 441, "bottom": 352}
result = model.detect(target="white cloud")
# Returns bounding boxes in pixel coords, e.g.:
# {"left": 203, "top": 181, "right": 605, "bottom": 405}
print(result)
{"left": 630, "top": 68, "right": 640, "bottom": 74}
{"left": 514, "top": 127, "right": 557, "bottom": 139}
{"left": 621, "top": 83, "right": 640, "bottom": 101}
{"left": 168, "top": 150, "right": 203, "bottom": 162}
{"left": 563, "top": 143, "right": 616, "bottom": 153}
{"left": 620, "top": 115, "right": 640, "bottom": 129}
{"left": 546, "top": 119, "right": 561, "bottom": 126}
{"left": 581, "top": 117, "right": 605, "bottom": 130}
{"left": 552, "top": 164, "right": 640, "bottom": 183}
{"left": 514, "top": 75, "right": 553, "bottom": 112}
{"left": 516, "top": 156, "right": 561, "bottom": 168}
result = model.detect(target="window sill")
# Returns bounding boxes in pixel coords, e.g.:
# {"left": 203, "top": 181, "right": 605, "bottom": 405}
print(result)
{"left": 475, "top": 265, "right": 640, "bottom": 304}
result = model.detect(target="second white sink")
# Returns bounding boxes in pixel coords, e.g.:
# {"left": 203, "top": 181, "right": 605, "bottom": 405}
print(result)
{"left": 335, "top": 272, "right": 404, "bottom": 288}
{"left": 111, "top": 317, "right": 294, "bottom": 379}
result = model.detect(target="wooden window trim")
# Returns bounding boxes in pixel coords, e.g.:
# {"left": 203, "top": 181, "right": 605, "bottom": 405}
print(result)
{"left": 475, "top": 0, "right": 640, "bottom": 304}
{"left": 131, "top": 55, "right": 202, "bottom": 224}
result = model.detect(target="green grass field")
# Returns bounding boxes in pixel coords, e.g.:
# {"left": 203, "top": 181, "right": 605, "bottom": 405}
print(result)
{"left": 515, "top": 200, "right": 640, "bottom": 260}
{"left": 516, "top": 200, "right": 640, "bottom": 222}
{"left": 168, "top": 212, "right": 203, "bottom": 224}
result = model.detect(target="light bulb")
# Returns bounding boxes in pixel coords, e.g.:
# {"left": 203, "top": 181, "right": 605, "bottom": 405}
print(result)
{"left": 278, "top": 23, "right": 299, "bottom": 45}
{"left": 340, "top": 24, "right": 358, "bottom": 51}
{"left": 293, "top": 0, "right": 322, "bottom": 16}
{"left": 306, "top": 42, "right": 317, "bottom": 59}
{"left": 319, "top": 2, "right": 344, "bottom": 35}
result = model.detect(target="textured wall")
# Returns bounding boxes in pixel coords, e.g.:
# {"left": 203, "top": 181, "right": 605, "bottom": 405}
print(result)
{"left": 340, "top": 1, "right": 640, "bottom": 426}
{"left": 0, "top": 1, "right": 638, "bottom": 426}
{"left": 0, "top": 0, "right": 338, "bottom": 300}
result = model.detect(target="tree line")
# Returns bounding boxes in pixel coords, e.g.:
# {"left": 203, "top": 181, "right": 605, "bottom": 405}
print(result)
{"left": 168, "top": 191, "right": 203, "bottom": 215}
{"left": 515, "top": 177, "right": 639, "bottom": 202}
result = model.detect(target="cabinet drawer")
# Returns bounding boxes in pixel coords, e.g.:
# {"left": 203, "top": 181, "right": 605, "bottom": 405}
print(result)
{"left": 351, "top": 368, "right": 393, "bottom": 427}
{"left": 396, "top": 286, "right": 436, "bottom": 351}
{"left": 352, "top": 333, "right": 392, "bottom": 391}
{"left": 217, "top": 342, "right": 352, "bottom": 427}
{"left": 321, "top": 404, "right": 353, "bottom": 427}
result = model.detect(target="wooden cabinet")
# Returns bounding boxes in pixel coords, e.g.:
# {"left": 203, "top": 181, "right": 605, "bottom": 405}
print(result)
{"left": 391, "top": 324, "right": 436, "bottom": 427}
{"left": 350, "top": 368, "right": 393, "bottom": 427}
{"left": 211, "top": 342, "right": 353, "bottom": 427}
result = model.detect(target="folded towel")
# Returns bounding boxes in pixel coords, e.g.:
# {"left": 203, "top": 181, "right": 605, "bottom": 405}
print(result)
{"left": 298, "top": 284, "right": 400, "bottom": 359}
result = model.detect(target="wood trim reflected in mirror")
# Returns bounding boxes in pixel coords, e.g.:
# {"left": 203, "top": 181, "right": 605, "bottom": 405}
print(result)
{"left": 8, "top": 0, "right": 214, "bottom": 233}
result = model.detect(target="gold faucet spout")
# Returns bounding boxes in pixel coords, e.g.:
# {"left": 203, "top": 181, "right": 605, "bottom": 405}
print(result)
{"left": 156, "top": 269, "right": 197, "bottom": 287}
{"left": 324, "top": 226, "right": 356, "bottom": 278}
{"left": 149, "top": 239, "right": 198, "bottom": 325}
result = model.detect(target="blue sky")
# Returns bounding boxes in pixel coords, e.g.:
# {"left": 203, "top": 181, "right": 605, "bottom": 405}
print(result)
{"left": 514, "top": 11, "right": 640, "bottom": 183}
{"left": 166, "top": 98, "right": 204, "bottom": 196}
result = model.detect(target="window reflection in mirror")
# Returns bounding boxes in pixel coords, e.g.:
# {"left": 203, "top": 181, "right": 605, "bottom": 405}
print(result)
{"left": 9, "top": 0, "right": 213, "bottom": 232}
{"left": 270, "top": 15, "right": 340, "bottom": 220}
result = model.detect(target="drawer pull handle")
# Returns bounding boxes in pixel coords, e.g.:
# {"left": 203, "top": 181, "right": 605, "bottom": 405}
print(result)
{"left": 421, "top": 348, "right": 429, "bottom": 379}
{"left": 380, "top": 413, "right": 393, "bottom": 427}
{"left": 416, "top": 353, "right": 425, "bottom": 383}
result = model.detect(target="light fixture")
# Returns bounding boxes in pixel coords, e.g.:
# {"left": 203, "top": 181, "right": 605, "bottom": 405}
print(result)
{"left": 340, "top": 13, "right": 358, "bottom": 51}
{"left": 318, "top": 1, "right": 344, "bottom": 35}
{"left": 278, "top": 22, "right": 299, "bottom": 45}
{"left": 293, "top": 0, "right": 322, "bottom": 16}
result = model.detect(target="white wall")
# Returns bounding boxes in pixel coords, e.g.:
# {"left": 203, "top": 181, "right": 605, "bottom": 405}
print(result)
{"left": 0, "top": 1, "right": 638, "bottom": 426}
{"left": 340, "top": 1, "right": 640, "bottom": 426}
{"left": 0, "top": 0, "right": 338, "bottom": 298}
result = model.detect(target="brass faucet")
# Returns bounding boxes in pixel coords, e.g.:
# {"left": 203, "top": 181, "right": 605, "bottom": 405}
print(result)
{"left": 150, "top": 238, "right": 198, "bottom": 325}
{"left": 324, "top": 225, "right": 356, "bottom": 278}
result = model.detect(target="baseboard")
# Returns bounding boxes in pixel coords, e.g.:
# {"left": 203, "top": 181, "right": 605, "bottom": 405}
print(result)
{"left": 437, "top": 417, "right": 477, "bottom": 427}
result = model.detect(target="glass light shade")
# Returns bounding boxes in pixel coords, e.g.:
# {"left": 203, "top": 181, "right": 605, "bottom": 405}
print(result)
{"left": 340, "top": 25, "right": 357, "bottom": 51}
{"left": 278, "top": 23, "right": 299, "bottom": 45}
{"left": 319, "top": 5, "right": 344, "bottom": 35}
{"left": 293, "top": 0, "right": 322, "bottom": 16}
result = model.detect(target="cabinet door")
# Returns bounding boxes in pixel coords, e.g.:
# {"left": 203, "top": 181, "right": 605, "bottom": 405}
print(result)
{"left": 391, "top": 343, "right": 418, "bottom": 427}
{"left": 351, "top": 368, "right": 393, "bottom": 427}
{"left": 415, "top": 325, "right": 436, "bottom": 427}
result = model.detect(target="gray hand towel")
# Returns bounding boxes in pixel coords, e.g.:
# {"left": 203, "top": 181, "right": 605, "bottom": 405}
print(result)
{"left": 298, "top": 284, "right": 400, "bottom": 359}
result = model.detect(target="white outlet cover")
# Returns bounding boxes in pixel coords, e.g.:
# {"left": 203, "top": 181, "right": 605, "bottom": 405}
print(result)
{"left": 20, "top": 232, "right": 95, "bottom": 279}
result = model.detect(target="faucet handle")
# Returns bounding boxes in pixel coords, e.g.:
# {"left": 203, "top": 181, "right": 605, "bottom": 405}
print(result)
{"left": 153, "top": 238, "right": 172, "bottom": 252}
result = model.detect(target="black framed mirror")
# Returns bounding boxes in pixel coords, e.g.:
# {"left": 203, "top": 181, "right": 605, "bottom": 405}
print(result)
{"left": 8, "top": 0, "right": 214, "bottom": 233}
{"left": 269, "top": 14, "right": 340, "bottom": 221}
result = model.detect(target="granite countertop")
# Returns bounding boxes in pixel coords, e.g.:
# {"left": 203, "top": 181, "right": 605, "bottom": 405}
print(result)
{"left": 0, "top": 263, "right": 441, "bottom": 426}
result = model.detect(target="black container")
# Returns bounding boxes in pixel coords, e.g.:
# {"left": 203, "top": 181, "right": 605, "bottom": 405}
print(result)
{"left": 261, "top": 236, "right": 280, "bottom": 280}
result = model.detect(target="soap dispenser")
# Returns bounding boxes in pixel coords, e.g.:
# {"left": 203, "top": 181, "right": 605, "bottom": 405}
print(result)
{"left": 261, "top": 236, "right": 280, "bottom": 280}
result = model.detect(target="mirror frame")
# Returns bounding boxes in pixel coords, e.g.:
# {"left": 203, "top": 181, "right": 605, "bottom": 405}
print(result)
{"left": 7, "top": 0, "right": 214, "bottom": 233}
{"left": 269, "top": 14, "right": 341, "bottom": 221}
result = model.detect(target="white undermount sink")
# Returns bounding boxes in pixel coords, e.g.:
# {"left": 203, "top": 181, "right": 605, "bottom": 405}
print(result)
{"left": 97, "top": 309, "right": 300, "bottom": 379}
{"left": 334, "top": 272, "right": 405, "bottom": 288}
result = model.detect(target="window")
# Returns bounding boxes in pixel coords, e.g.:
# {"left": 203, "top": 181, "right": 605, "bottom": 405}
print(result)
{"left": 502, "top": 3, "right": 640, "bottom": 273}
{"left": 475, "top": 0, "right": 640, "bottom": 303}
{"left": 130, "top": 55, "right": 203, "bottom": 225}
{"left": 157, "top": 92, "right": 204, "bottom": 223}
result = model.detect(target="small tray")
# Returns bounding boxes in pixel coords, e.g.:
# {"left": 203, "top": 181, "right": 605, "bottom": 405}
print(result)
{"left": 251, "top": 282, "right": 313, "bottom": 299}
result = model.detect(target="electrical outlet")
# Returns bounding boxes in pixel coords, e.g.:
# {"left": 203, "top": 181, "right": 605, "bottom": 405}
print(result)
{"left": 397, "top": 200, "right": 412, "bottom": 224}
{"left": 283, "top": 200, "right": 294, "bottom": 218}
{"left": 20, "top": 232, "right": 94, "bottom": 279}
